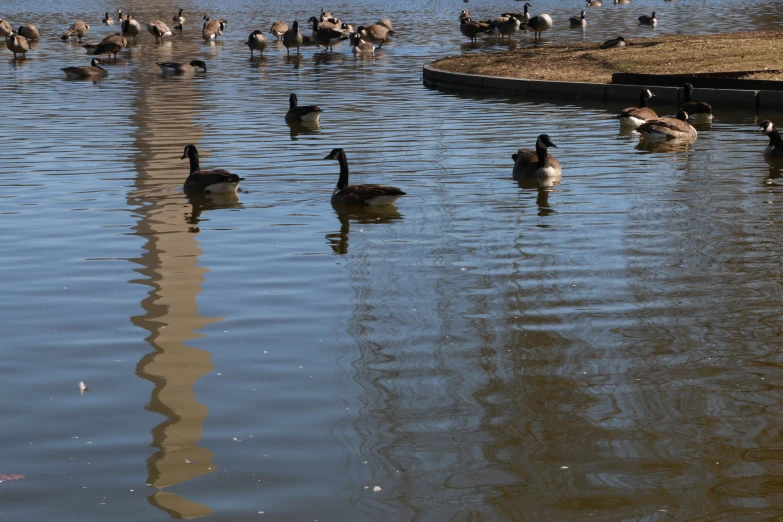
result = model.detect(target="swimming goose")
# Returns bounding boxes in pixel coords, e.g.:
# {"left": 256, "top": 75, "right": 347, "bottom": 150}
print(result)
{"left": 586, "top": 0, "right": 602, "bottom": 6}
{"left": 286, "top": 93, "right": 322, "bottom": 123}
{"left": 62, "top": 58, "right": 108, "bottom": 78}
{"left": 527, "top": 13, "right": 553, "bottom": 39}
{"left": 616, "top": 89, "right": 657, "bottom": 127}
{"left": 615, "top": 0, "right": 631, "bottom": 4}
{"left": 121, "top": 15, "right": 141, "bottom": 40}
{"left": 181, "top": 145, "right": 243, "bottom": 194}
{"left": 376, "top": 18, "right": 393, "bottom": 31}
{"left": 147, "top": 20, "right": 173, "bottom": 42}
{"left": 759, "top": 120, "right": 783, "bottom": 159}
{"left": 245, "top": 30, "right": 268, "bottom": 56}
{"left": 324, "top": 149, "right": 406, "bottom": 206}
{"left": 350, "top": 33, "right": 376, "bottom": 53}
{"left": 308, "top": 16, "right": 347, "bottom": 51}
{"left": 512, "top": 134, "right": 562, "bottom": 179}
{"left": 270, "top": 20, "right": 288, "bottom": 40}
{"left": 85, "top": 34, "right": 127, "bottom": 60}
{"left": 638, "top": 11, "right": 657, "bottom": 26}
{"left": 117, "top": 10, "right": 129, "bottom": 22}
{"left": 18, "top": 24, "right": 39, "bottom": 40}
{"left": 172, "top": 9, "right": 185, "bottom": 24}
{"left": 356, "top": 23, "right": 394, "bottom": 47}
{"left": 61, "top": 21, "right": 90, "bottom": 41}
{"left": 681, "top": 83, "right": 713, "bottom": 124}
{"left": 569, "top": 11, "right": 587, "bottom": 27}
{"left": 157, "top": 60, "right": 206, "bottom": 74}
{"left": 600, "top": 36, "right": 626, "bottom": 49}
{"left": 282, "top": 20, "right": 303, "bottom": 55}
{"left": 502, "top": 4, "right": 531, "bottom": 23}
{"left": 460, "top": 17, "right": 492, "bottom": 43}
{"left": 103, "top": 12, "right": 114, "bottom": 25}
{"left": 0, "top": 19, "right": 12, "bottom": 37}
{"left": 637, "top": 110, "right": 697, "bottom": 142}
{"left": 202, "top": 16, "right": 227, "bottom": 40}
{"left": 6, "top": 32, "right": 29, "bottom": 58}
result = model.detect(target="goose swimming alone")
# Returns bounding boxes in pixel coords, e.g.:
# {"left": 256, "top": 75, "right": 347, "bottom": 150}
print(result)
{"left": 324, "top": 148, "right": 406, "bottom": 206}
{"left": 759, "top": 120, "right": 783, "bottom": 159}
{"left": 181, "top": 144, "right": 243, "bottom": 194}
{"left": 512, "top": 134, "right": 562, "bottom": 179}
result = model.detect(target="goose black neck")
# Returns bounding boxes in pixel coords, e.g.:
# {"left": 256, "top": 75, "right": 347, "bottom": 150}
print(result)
{"left": 289, "top": 94, "right": 297, "bottom": 109}
{"left": 639, "top": 91, "right": 648, "bottom": 108}
{"left": 336, "top": 151, "right": 349, "bottom": 189}
{"left": 769, "top": 128, "right": 783, "bottom": 147}
{"left": 536, "top": 142, "right": 548, "bottom": 168}
{"left": 685, "top": 85, "right": 693, "bottom": 103}
{"left": 188, "top": 149, "right": 200, "bottom": 173}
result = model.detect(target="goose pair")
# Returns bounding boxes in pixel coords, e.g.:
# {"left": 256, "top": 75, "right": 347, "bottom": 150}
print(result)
{"left": 512, "top": 134, "right": 562, "bottom": 179}
{"left": 157, "top": 60, "right": 206, "bottom": 74}
{"left": 61, "top": 21, "right": 89, "bottom": 41}
{"left": 84, "top": 34, "right": 127, "bottom": 60}
{"left": 62, "top": 58, "right": 107, "bottom": 79}
{"left": 760, "top": 121, "right": 783, "bottom": 159}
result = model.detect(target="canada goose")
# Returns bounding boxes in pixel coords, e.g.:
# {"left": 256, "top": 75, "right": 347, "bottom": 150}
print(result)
{"left": 85, "top": 34, "right": 127, "bottom": 60}
{"left": 61, "top": 21, "right": 90, "bottom": 41}
{"left": 527, "top": 13, "right": 553, "bottom": 39}
{"left": 357, "top": 23, "right": 394, "bottom": 47}
{"left": 286, "top": 93, "right": 322, "bottom": 123}
{"left": 586, "top": 0, "right": 602, "bottom": 6}
{"left": 616, "top": 89, "right": 657, "bottom": 127}
{"left": 0, "top": 19, "right": 12, "bottom": 37}
{"left": 376, "top": 18, "right": 393, "bottom": 31}
{"left": 270, "top": 20, "right": 288, "bottom": 40}
{"left": 759, "top": 120, "right": 783, "bottom": 159}
{"left": 282, "top": 20, "right": 303, "bottom": 55}
{"left": 308, "top": 16, "right": 347, "bottom": 51}
{"left": 61, "top": 58, "right": 108, "bottom": 79}
{"left": 615, "top": 0, "right": 631, "bottom": 4}
{"left": 320, "top": 9, "right": 333, "bottom": 21}
{"left": 600, "top": 36, "right": 626, "bottom": 49}
{"left": 460, "top": 17, "right": 492, "bottom": 43}
{"left": 638, "top": 11, "right": 657, "bottom": 25}
{"left": 339, "top": 22, "right": 354, "bottom": 35}
{"left": 637, "top": 110, "right": 697, "bottom": 142}
{"left": 6, "top": 32, "right": 29, "bottom": 58}
{"left": 181, "top": 145, "right": 243, "bottom": 194}
{"left": 18, "top": 24, "right": 39, "bottom": 40}
{"left": 117, "top": 10, "right": 129, "bottom": 22}
{"left": 121, "top": 15, "right": 141, "bottom": 40}
{"left": 157, "top": 60, "right": 206, "bottom": 74}
{"left": 202, "top": 16, "right": 227, "bottom": 40}
{"left": 493, "top": 15, "right": 521, "bottom": 42}
{"left": 147, "top": 21, "right": 173, "bottom": 42}
{"left": 512, "top": 134, "right": 562, "bottom": 179}
{"left": 681, "top": 83, "right": 713, "bottom": 124}
{"left": 172, "top": 9, "right": 185, "bottom": 24}
{"left": 244, "top": 30, "right": 268, "bottom": 56}
{"left": 502, "top": 4, "right": 531, "bottom": 23}
{"left": 350, "top": 33, "right": 376, "bottom": 53}
{"left": 569, "top": 11, "right": 587, "bottom": 27}
{"left": 103, "top": 12, "right": 114, "bottom": 25}
{"left": 316, "top": 16, "right": 341, "bottom": 31}
{"left": 324, "top": 149, "right": 406, "bottom": 206}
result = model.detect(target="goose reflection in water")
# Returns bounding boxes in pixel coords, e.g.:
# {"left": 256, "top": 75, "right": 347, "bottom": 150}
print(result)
{"left": 635, "top": 139, "right": 695, "bottom": 153}
{"left": 186, "top": 192, "right": 242, "bottom": 232}
{"left": 287, "top": 119, "right": 321, "bottom": 140}
{"left": 326, "top": 206, "right": 403, "bottom": 255}
{"left": 515, "top": 176, "right": 559, "bottom": 216}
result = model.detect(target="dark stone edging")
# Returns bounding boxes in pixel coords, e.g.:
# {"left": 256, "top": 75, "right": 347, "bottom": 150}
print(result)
{"left": 423, "top": 64, "right": 783, "bottom": 110}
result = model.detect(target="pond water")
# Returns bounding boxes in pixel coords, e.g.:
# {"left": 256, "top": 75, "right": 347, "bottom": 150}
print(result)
{"left": 2, "top": 0, "right": 783, "bottom": 520}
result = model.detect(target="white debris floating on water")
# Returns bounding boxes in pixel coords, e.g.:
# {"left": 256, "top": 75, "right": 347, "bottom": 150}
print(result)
{"left": 79, "top": 381, "right": 89, "bottom": 394}
{"left": 373, "top": 486, "right": 382, "bottom": 492}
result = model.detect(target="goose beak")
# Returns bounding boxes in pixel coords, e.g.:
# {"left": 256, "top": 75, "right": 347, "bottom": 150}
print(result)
{"left": 181, "top": 153, "right": 187, "bottom": 159}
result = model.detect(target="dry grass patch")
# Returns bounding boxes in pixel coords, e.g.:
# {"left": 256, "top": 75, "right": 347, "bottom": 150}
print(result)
{"left": 433, "top": 30, "right": 783, "bottom": 83}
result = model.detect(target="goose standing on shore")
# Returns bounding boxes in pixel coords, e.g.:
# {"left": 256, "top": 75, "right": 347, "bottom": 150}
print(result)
{"left": 637, "top": 110, "right": 697, "bottom": 142}
{"left": 681, "top": 83, "right": 713, "bottom": 124}
{"left": 528, "top": 13, "right": 553, "bottom": 39}
{"left": 600, "top": 36, "right": 626, "bottom": 48}
{"left": 512, "top": 134, "right": 562, "bottom": 179}
{"left": 0, "top": 19, "right": 12, "bottom": 37}
{"left": 638, "top": 11, "right": 657, "bottom": 26}
{"left": 18, "top": 24, "right": 39, "bottom": 40}
{"left": 157, "top": 60, "right": 206, "bottom": 74}
{"left": 181, "top": 145, "right": 243, "bottom": 194}
{"left": 6, "top": 32, "right": 29, "bottom": 58}
{"left": 759, "top": 120, "right": 783, "bottom": 159}
{"left": 270, "top": 20, "right": 288, "bottom": 40}
{"left": 285, "top": 93, "right": 322, "bottom": 123}
{"left": 282, "top": 20, "right": 303, "bottom": 55}
{"left": 616, "top": 89, "right": 657, "bottom": 127}
{"left": 324, "top": 148, "right": 406, "bottom": 206}
{"left": 62, "top": 58, "right": 108, "bottom": 79}
{"left": 61, "top": 21, "right": 90, "bottom": 41}
{"left": 84, "top": 34, "right": 127, "bottom": 60}
{"left": 245, "top": 30, "right": 268, "bottom": 56}
{"left": 569, "top": 11, "right": 587, "bottom": 27}
{"left": 121, "top": 15, "right": 141, "bottom": 40}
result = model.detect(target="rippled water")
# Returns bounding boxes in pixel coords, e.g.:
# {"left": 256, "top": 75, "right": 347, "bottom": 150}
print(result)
{"left": 3, "top": 0, "right": 783, "bottom": 520}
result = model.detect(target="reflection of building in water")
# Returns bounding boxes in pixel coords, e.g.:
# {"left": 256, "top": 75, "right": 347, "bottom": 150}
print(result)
{"left": 126, "top": 68, "right": 220, "bottom": 519}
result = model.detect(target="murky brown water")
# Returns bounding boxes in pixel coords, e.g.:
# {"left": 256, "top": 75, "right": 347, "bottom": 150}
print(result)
{"left": 3, "top": 0, "right": 783, "bottom": 520}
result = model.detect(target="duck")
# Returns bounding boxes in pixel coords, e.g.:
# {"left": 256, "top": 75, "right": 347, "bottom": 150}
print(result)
{"left": 157, "top": 60, "right": 206, "bottom": 74}
{"left": 527, "top": 13, "right": 553, "bottom": 39}
{"left": 202, "top": 16, "right": 227, "bottom": 40}
{"left": 638, "top": 11, "right": 657, "bottom": 26}
{"left": 84, "top": 34, "right": 127, "bottom": 60}
{"left": 308, "top": 16, "right": 347, "bottom": 51}
{"left": 681, "top": 83, "right": 713, "bottom": 124}
{"left": 0, "top": 19, "right": 12, "bottom": 37}
{"left": 600, "top": 36, "right": 626, "bottom": 49}
{"left": 61, "top": 21, "right": 90, "bottom": 41}
{"left": 324, "top": 148, "right": 406, "bottom": 206}
{"left": 282, "top": 20, "right": 303, "bottom": 55}
{"left": 147, "top": 20, "right": 173, "bottom": 42}
{"left": 569, "top": 11, "right": 587, "bottom": 27}
{"left": 5, "top": 32, "right": 29, "bottom": 58}
{"left": 245, "top": 30, "right": 268, "bottom": 56}
{"left": 502, "top": 4, "right": 531, "bottom": 23}
{"left": 616, "top": 89, "right": 657, "bottom": 127}
{"left": 18, "top": 24, "right": 39, "bottom": 40}
{"left": 116, "top": 10, "right": 129, "bottom": 22}
{"left": 350, "top": 33, "right": 376, "bottom": 53}
{"left": 121, "top": 15, "right": 141, "bottom": 40}
{"left": 759, "top": 120, "right": 783, "bottom": 159}
{"left": 181, "top": 145, "right": 243, "bottom": 194}
{"left": 637, "top": 110, "right": 697, "bottom": 142}
{"left": 285, "top": 93, "right": 322, "bottom": 124}
{"left": 61, "top": 58, "right": 108, "bottom": 79}
{"left": 172, "top": 9, "right": 185, "bottom": 24}
{"left": 512, "top": 134, "right": 562, "bottom": 179}
{"left": 459, "top": 16, "right": 492, "bottom": 43}
{"left": 103, "top": 12, "right": 114, "bottom": 25}
{"left": 356, "top": 23, "right": 394, "bottom": 47}
{"left": 270, "top": 20, "right": 288, "bottom": 40}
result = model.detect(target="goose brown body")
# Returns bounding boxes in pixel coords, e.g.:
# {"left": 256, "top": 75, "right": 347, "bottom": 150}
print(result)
{"left": 202, "top": 16, "right": 227, "bottom": 40}
{"left": 157, "top": 60, "right": 206, "bottom": 74}
{"left": 270, "top": 20, "right": 288, "bottom": 40}
{"left": 512, "top": 134, "right": 562, "bottom": 178}
{"left": 62, "top": 20, "right": 90, "bottom": 41}
{"left": 637, "top": 110, "right": 697, "bottom": 141}
{"left": 6, "top": 32, "right": 29, "bottom": 58}
{"left": 325, "top": 148, "right": 406, "bottom": 206}
{"left": 245, "top": 30, "right": 268, "bottom": 56}
{"left": 617, "top": 89, "right": 657, "bottom": 127}
{"left": 0, "top": 19, "right": 12, "bottom": 37}
{"left": 357, "top": 23, "right": 393, "bottom": 46}
{"left": 181, "top": 145, "right": 243, "bottom": 194}
{"left": 18, "top": 24, "right": 39, "bottom": 40}
{"left": 283, "top": 20, "right": 303, "bottom": 55}
{"left": 569, "top": 11, "right": 587, "bottom": 27}
{"left": 285, "top": 93, "right": 322, "bottom": 123}
{"left": 121, "top": 16, "right": 141, "bottom": 39}
{"left": 147, "top": 20, "right": 173, "bottom": 42}
{"left": 62, "top": 58, "right": 108, "bottom": 78}
{"left": 85, "top": 34, "right": 127, "bottom": 60}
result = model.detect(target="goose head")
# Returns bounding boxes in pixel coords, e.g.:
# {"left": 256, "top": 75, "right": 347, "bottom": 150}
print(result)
{"left": 536, "top": 134, "right": 557, "bottom": 149}
{"left": 676, "top": 110, "right": 690, "bottom": 121}
{"left": 181, "top": 144, "right": 199, "bottom": 160}
{"left": 190, "top": 60, "right": 207, "bottom": 71}
{"left": 90, "top": 58, "right": 104, "bottom": 67}
{"left": 760, "top": 120, "right": 776, "bottom": 134}
{"left": 324, "top": 148, "right": 345, "bottom": 161}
